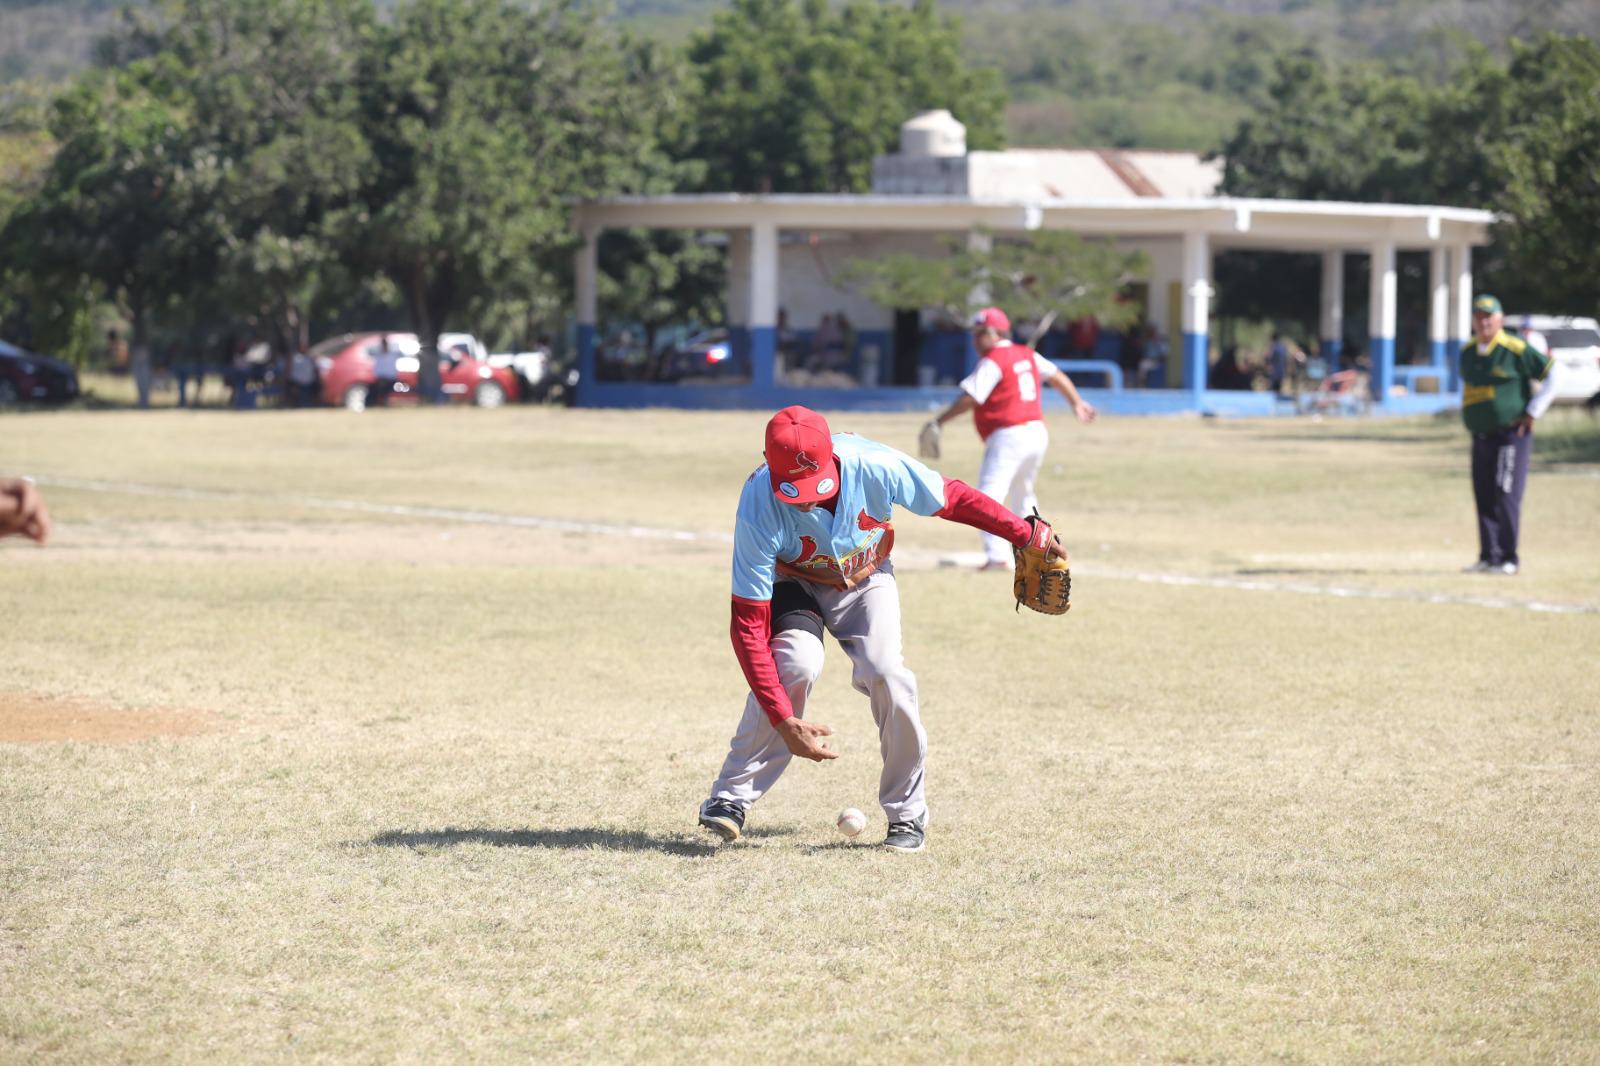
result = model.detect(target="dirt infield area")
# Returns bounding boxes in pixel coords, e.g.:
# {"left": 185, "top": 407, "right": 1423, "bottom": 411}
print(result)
{"left": 0, "top": 692, "right": 217, "bottom": 744}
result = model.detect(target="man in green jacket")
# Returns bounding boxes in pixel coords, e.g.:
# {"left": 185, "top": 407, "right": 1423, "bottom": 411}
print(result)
{"left": 1458, "top": 294, "right": 1563, "bottom": 575}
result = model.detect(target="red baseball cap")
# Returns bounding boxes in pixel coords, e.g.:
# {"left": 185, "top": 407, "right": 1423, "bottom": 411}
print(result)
{"left": 972, "top": 307, "right": 1010, "bottom": 333}
{"left": 764, "top": 406, "right": 839, "bottom": 505}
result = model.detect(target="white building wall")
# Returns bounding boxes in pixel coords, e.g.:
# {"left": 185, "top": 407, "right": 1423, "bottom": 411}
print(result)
{"left": 1125, "top": 236, "right": 1183, "bottom": 339}
{"left": 777, "top": 231, "right": 948, "bottom": 332}
{"left": 776, "top": 229, "right": 1184, "bottom": 336}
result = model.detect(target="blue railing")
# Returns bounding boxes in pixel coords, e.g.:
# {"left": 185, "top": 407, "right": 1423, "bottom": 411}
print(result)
{"left": 1049, "top": 359, "right": 1124, "bottom": 391}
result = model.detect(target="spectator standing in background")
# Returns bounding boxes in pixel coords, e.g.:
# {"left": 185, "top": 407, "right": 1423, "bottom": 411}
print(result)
{"left": 1118, "top": 323, "right": 1146, "bottom": 385}
{"left": 371, "top": 339, "right": 400, "bottom": 406}
{"left": 1066, "top": 315, "right": 1099, "bottom": 360}
{"left": 289, "top": 347, "right": 319, "bottom": 407}
{"left": 1458, "top": 294, "right": 1564, "bottom": 575}
{"left": 811, "top": 313, "right": 842, "bottom": 371}
{"left": 130, "top": 339, "right": 152, "bottom": 409}
{"left": 106, "top": 329, "right": 129, "bottom": 372}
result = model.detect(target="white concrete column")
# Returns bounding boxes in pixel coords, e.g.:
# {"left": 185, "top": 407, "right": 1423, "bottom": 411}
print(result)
{"left": 1449, "top": 242, "right": 1473, "bottom": 391}
{"left": 575, "top": 226, "right": 598, "bottom": 325}
{"left": 967, "top": 228, "right": 993, "bottom": 310}
{"left": 1429, "top": 244, "right": 1449, "bottom": 367}
{"left": 1452, "top": 243, "right": 1473, "bottom": 344}
{"left": 749, "top": 221, "right": 779, "bottom": 390}
{"left": 574, "top": 225, "right": 599, "bottom": 400}
{"left": 750, "top": 221, "right": 779, "bottom": 329}
{"left": 1368, "top": 238, "right": 1397, "bottom": 399}
{"left": 726, "top": 229, "right": 751, "bottom": 327}
{"left": 1181, "top": 229, "right": 1211, "bottom": 395}
{"left": 1320, "top": 249, "right": 1343, "bottom": 356}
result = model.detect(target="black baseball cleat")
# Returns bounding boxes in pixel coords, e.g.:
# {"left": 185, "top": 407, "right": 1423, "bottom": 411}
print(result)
{"left": 883, "top": 814, "right": 927, "bottom": 853}
{"left": 698, "top": 799, "right": 745, "bottom": 843}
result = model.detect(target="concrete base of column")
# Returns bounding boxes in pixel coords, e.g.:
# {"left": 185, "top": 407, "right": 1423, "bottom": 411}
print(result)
{"left": 750, "top": 326, "right": 776, "bottom": 391}
{"left": 576, "top": 323, "right": 596, "bottom": 403}
{"left": 1183, "top": 331, "right": 1208, "bottom": 395}
{"left": 1321, "top": 338, "right": 1342, "bottom": 374}
{"left": 1368, "top": 336, "right": 1395, "bottom": 401}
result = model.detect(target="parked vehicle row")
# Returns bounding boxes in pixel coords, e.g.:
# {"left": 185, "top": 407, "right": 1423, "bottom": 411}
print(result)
{"left": 312, "top": 332, "right": 522, "bottom": 410}
{"left": 0, "top": 340, "right": 79, "bottom": 407}
{"left": 1507, "top": 314, "right": 1600, "bottom": 403}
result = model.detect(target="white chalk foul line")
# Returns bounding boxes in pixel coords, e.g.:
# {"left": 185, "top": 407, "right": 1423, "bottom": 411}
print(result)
{"left": 1082, "top": 567, "right": 1598, "bottom": 617}
{"left": 35, "top": 474, "right": 732, "bottom": 545}
{"left": 36, "top": 475, "right": 1597, "bottom": 616}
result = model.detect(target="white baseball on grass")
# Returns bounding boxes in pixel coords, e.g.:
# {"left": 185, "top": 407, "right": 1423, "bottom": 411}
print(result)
{"left": 836, "top": 807, "right": 867, "bottom": 838}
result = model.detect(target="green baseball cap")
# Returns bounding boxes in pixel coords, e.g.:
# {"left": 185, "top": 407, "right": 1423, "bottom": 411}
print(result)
{"left": 1472, "top": 294, "right": 1503, "bottom": 315}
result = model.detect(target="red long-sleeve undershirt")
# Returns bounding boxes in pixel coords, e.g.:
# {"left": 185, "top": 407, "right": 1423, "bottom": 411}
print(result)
{"left": 730, "top": 478, "right": 1030, "bottom": 726}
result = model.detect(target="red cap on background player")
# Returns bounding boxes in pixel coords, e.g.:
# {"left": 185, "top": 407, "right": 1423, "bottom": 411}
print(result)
{"left": 764, "top": 405, "right": 839, "bottom": 505}
{"left": 972, "top": 307, "right": 1010, "bottom": 333}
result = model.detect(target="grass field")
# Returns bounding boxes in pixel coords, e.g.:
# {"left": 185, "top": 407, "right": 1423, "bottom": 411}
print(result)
{"left": 2, "top": 403, "right": 1598, "bottom": 1063}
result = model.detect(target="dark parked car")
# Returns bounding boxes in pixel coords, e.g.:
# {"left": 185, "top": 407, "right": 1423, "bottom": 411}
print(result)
{"left": 0, "top": 340, "right": 80, "bottom": 407}
{"left": 656, "top": 328, "right": 733, "bottom": 381}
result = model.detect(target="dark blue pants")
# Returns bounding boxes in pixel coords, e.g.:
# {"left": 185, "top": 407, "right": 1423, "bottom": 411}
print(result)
{"left": 1470, "top": 428, "right": 1532, "bottom": 565}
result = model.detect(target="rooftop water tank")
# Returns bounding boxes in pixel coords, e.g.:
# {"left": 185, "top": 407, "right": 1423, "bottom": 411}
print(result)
{"left": 899, "top": 110, "right": 966, "bottom": 158}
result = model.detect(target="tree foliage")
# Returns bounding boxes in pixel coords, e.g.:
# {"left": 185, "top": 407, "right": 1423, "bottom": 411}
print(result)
{"left": 839, "top": 230, "right": 1147, "bottom": 331}
{"left": 353, "top": 0, "right": 685, "bottom": 365}
{"left": 684, "top": 0, "right": 1005, "bottom": 193}
{"left": 1217, "top": 35, "right": 1600, "bottom": 313}
{"left": 598, "top": 228, "right": 726, "bottom": 367}
{"left": 1488, "top": 35, "right": 1600, "bottom": 313}
{"left": 3, "top": 56, "right": 216, "bottom": 353}
{"left": 0, "top": 0, "right": 686, "bottom": 366}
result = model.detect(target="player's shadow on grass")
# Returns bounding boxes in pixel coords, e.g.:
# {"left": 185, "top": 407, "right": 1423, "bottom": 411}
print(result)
{"left": 368, "top": 826, "right": 793, "bottom": 857}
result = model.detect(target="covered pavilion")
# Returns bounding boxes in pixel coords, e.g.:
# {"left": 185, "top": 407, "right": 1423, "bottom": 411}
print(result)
{"left": 571, "top": 112, "right": 1494, "bottom": 415}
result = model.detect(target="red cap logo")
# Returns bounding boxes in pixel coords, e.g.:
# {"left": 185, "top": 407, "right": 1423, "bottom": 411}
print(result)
{"left": 764, "top": 406, "right": 839, "bottom": 505}
{"left": 972, "top": 307, "right": 1011, "bottom": 333}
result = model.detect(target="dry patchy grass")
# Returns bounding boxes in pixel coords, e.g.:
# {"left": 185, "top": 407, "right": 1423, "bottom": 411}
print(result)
{"left": 1, "top": 405, "right": 1598, "bottom": 1063}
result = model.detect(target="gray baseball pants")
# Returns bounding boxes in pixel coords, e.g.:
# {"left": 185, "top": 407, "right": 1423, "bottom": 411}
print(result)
{"left": 706, "top": 562, "right": 928, "bottom": 823}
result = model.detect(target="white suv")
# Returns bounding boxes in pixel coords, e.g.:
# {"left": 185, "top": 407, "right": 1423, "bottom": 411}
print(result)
{"left": 1506, "top": 314, "right": 1600, "bottom": 403}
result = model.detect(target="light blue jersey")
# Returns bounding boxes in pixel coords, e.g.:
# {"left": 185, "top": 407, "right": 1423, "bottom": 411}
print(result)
{"left": 732, "top": 434, "right": 947, "bottom": 601}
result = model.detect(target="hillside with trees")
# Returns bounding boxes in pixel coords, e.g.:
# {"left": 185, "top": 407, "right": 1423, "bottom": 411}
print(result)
{"left": 0, "top": 0, "right": 1595, "bottom": 369}
{"left": 4, "top": 0, "right": 1598, "bottom": 147}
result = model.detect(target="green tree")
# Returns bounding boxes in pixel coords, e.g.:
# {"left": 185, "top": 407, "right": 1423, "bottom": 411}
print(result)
{"left": 839, "top": 230, "right": 1147, "bottom": 333}
{"left": 1, "top": 57, "right": 214, "bottom": 364}
{"left": 685, "top": 0, "right": 1006, "bottom": 193}
{"left": 162, "top": 0, "right": 376, "bottom": 356}
{"left": 598, "top": 228, "right": 726, "bottom": 375}
{"left": 352, "top": 0, "right": 685, "bottom": 395}
{"left": 1487, "top": 34, "right": 1600, "bottom": 312}
{"left": 1215, "top": 51, "right": 1437, "bottom": 203}
{"left": 1215, "top": 36, "right": 1600, "bottom": 316}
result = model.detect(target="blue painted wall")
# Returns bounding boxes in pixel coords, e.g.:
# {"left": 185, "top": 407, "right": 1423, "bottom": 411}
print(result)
{"left": 1368, "top": 336, "right": 1395, "bottom": 400}
{"left": 751, "top": 326, "right": 776, "bottom": 390}
{"left": 1182, "top": 332, "right": 1208, "bottom": 397}
{"left": 1320, "top": 337, "right": 1342, "bottom": 371}
{"left": 575, "top": 323, "right": 596, "bottom": 406}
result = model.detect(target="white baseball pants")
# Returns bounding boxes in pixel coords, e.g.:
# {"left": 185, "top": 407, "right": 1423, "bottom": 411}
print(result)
{"left": 706, "top": 564, "right": 927, "bottom": 823}
{"left": 976, "top": 420, "right": 1049, "bottom": 565}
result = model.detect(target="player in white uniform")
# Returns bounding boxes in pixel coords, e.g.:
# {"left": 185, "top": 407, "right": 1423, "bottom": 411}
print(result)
{"left": 927, "top": 307, "right": 1096, "bottom": 569}
{"left": 698, "top": 405, "right": 1044, "bottom": 852}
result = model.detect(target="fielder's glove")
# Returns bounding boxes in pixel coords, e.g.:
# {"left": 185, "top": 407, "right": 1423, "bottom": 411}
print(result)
{"left": 917, "top": 420, "right": 942, "bottom": 460}
{"left": 1013, "top": 511, "right": 1071, "bottom": 615}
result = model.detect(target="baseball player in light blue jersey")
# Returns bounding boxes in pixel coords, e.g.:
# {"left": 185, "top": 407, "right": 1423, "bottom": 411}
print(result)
{"left": 699, "top": 405, "right": 1052, "bottom": 852}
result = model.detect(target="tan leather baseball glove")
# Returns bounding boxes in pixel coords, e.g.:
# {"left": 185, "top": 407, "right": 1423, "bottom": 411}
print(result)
{"left": 1013, "top": 512, "right": 1071, "bottom": 615}
{"left": 917, "top": 420, "right": 941, "bottom": 460}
